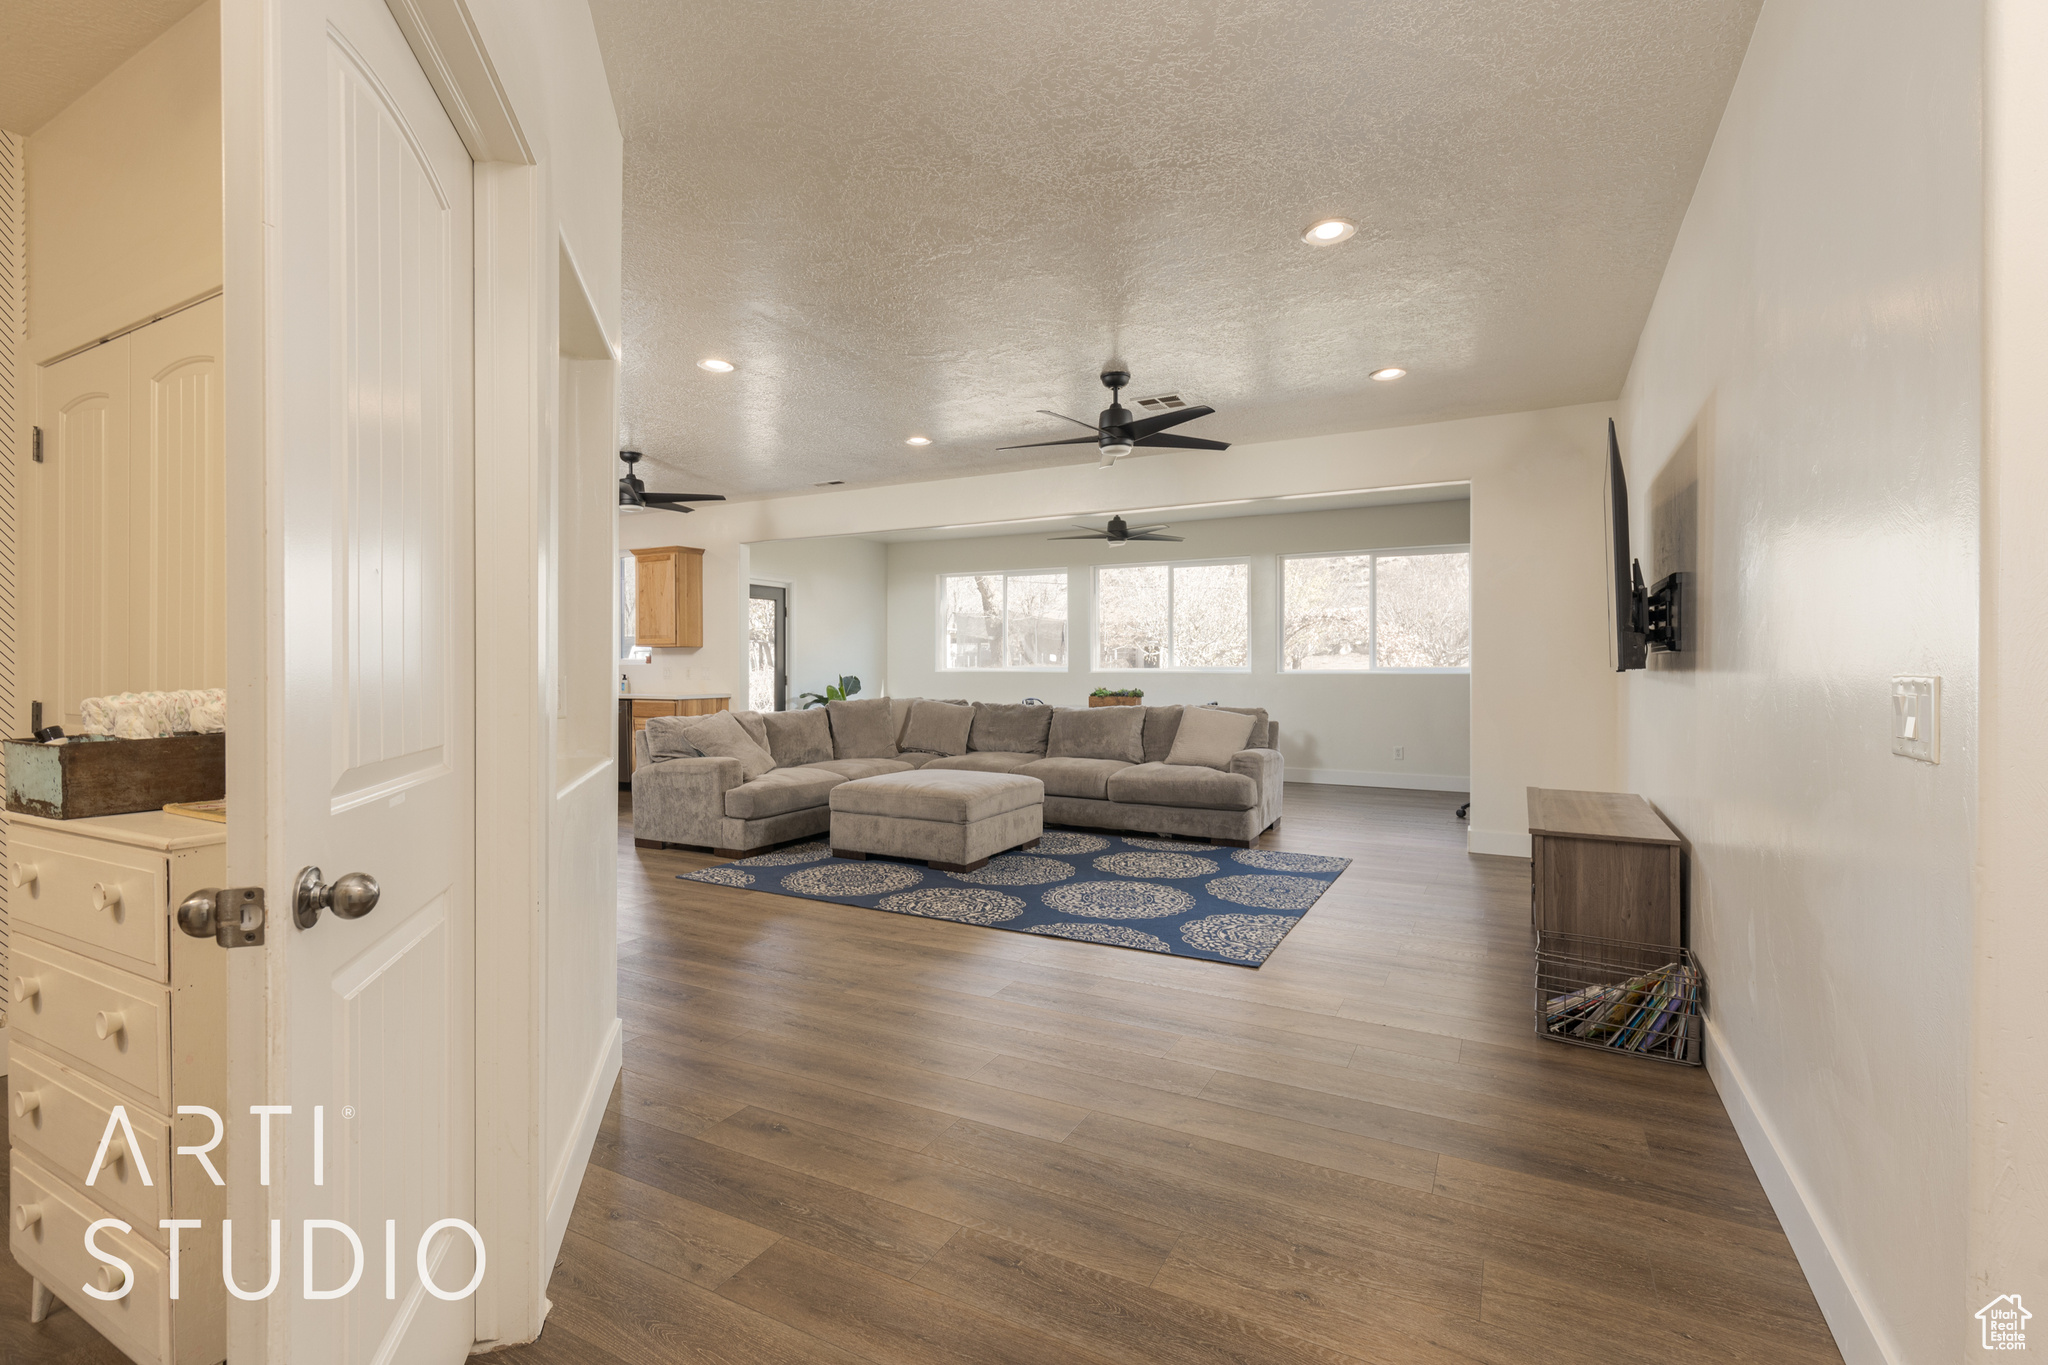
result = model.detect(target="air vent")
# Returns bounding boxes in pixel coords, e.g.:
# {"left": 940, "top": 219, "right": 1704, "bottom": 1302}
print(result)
{"left": 1133, "top": 393, "right": 1190, "bottom": 413}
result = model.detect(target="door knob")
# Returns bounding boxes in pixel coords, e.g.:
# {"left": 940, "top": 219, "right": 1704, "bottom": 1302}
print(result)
{"left": 13, "top": 1089, "right": 39, "bottom": 1118}
{"left": 294, "top": 867, "right": 380, "bottom": 930}
{"left": 11, "top": 862, "right": 36, "bottom": 889}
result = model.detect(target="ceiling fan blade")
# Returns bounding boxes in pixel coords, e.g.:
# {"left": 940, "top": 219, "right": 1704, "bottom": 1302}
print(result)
{"left": 1037, "top": 409, "right": 1102, "bottom": 432}
{"left": 1132, "top": 433, "right": 1231, "bottom": 451}
{"left": 998, "top": 436, "right": 1101, "bottom": 450}
{"left": 1128, "top": 532, "right": 1184, "bottom": 541}
{"left": 651, "top": 503, "right": 694, "bottom": 513}
{"left": 642, "top": 492, "right": 727, "bottom": 503}
{"left": 1121, "top": 524, "right": 1171, "bottom": 533}
{"left": 1048, "top": 532, "right": 1110, "bottom": 540}
{"left": 1126, "top": 404, "right": 1215, "bottom": 439}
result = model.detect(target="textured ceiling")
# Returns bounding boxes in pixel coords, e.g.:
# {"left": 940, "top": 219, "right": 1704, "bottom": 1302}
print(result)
{"left": 0, "top": 0, "right": 208, "bottom": 134}
{"left": 591, "top": 0, "right": 1761, "bottom": 498}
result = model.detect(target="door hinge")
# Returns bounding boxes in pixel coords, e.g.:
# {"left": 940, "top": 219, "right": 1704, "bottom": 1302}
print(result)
{"left": 32, "top": 426, "right": 43, "bottom": 463}
{"left": 176, "top": 887, "right": 267, "bottom": 947}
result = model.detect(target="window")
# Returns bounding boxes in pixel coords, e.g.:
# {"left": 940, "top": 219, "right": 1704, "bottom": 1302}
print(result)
{"left": 941, "top": 571, "right": 1068, "bottom": 669}
{"left": 1282, "top": 548, "right": 1470, "bottom": 671}
{"left": 1095, "top": 560, "right": 1249, "bottom": 670}
{"left": 618, "top": 555, "right": 650, "bottom": 664}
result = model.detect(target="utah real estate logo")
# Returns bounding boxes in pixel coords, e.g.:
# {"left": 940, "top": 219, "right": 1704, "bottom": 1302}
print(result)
{"left": 1979, "top": 1295, "right": 2031, "bottom": 1351}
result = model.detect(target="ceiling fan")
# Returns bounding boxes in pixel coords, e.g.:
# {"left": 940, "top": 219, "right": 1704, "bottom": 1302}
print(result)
{"left": 1049, "top": 514, "right": 1183, "bottom": 546}
{"left": 618, "top": 450, "right": 726, "bottom": 513}
{"left": 1001, "top": 368, "right": 1230, "bottom": 468}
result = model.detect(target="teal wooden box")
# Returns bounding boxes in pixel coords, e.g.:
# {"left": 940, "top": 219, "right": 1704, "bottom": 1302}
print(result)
{"left": 3, "top": 732, "right": 226, "bottom": 819}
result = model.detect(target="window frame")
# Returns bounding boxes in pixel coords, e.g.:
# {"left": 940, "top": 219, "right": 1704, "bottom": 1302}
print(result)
{"left": 1091, "top": 555, "right": 1254, "bottom": 674}
{"left": 935, "top": 567, "right": 1072, "bottom": 672}
{"left": 1278, "top": 544, "right": 1472, "bottom": 675}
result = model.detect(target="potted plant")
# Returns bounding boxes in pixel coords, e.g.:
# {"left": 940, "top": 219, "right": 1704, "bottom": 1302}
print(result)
{"left": 798, "top": 675, "right": 861, "bottom": 709}
{"left": 1088, "top": 686, "right": 1145, "bottom": 708}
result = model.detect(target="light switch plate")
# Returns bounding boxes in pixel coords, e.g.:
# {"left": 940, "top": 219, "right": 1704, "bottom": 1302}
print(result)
{"left": 1891, "top": 676, "right": 1940, "bottom": 763}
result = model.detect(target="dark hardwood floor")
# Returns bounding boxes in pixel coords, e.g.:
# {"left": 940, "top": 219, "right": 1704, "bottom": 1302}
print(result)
{"left": 0, "top": 785, "right": 1840, "bottom": 1363}
{"left": 504, "top": 784, "right": 1841, "bottom": 1365}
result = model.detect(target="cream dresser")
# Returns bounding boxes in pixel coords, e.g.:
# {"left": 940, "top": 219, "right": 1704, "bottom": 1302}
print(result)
{"left": 6, "top": 810, "right": 227, "bottom": 1365}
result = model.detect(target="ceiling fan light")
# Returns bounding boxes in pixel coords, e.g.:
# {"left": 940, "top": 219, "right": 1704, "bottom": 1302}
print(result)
{"left": 1303, "top": 218, "right": 1356, "bottom": 245}
{"left": 1101, "top": 442, "right": 1134, "bottom": 459}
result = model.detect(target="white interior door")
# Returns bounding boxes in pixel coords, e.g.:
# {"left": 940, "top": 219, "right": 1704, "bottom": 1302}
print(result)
{"left": 257, "top": 1, "right": 476, "bottom": 1359}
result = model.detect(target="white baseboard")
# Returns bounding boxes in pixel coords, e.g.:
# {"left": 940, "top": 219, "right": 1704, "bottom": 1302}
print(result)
{"left": 1466, "top": 827, "right": 1531, "bottom": 857}
{"left": 1705, "top": 1018, "right": 1898, "bottom": 1365}
{"left": 1292, "top": 768, "right": 1471, "bottom": 793}
{"left": 544, "top": 1018, "right": 622, "bottom": 1274}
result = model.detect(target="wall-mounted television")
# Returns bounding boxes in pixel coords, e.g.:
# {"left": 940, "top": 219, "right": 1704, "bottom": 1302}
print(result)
{"left": 1605, "top": 419, "right": 1679, "bottom": 671}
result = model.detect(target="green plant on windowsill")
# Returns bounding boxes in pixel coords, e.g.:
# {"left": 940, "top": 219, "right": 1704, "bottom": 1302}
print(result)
{"left": 1089, "top": 687, "right": 1145, "bottom": 698}
{"left": 799, "top": 675, "right": 862, "bottom": 709}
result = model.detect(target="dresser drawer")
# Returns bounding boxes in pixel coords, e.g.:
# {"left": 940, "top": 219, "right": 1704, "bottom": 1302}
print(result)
{"left": 12, "top": 940, "right": 171, "bottom": 1109}
{"left": 11, "top": 830, "right": 171, "bottom": 981}
{"left": 9, "top": 1049, "right": 174, "bottom": 1240}
{"left": 10, "top": 1151, "right": 172, "bottom": 1365}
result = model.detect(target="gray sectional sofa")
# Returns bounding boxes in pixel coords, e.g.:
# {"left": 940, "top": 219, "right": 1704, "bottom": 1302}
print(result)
{"left": 632, "top": 697, "right": 1282, "bottom": 857}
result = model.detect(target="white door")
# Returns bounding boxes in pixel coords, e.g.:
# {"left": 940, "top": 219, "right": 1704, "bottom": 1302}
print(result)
{"left": 248, "top": 1, "right": 476, "bottom": 1360}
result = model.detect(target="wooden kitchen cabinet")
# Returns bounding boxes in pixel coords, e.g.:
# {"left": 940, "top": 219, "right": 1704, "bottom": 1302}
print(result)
{"left": 630, "top": 546, "right": 704, "bottom": 648}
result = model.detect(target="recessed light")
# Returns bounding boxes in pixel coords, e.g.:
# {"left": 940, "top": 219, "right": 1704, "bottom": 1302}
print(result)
{"left": 697, "top": 358, "right": 734, "bottom": 373}
{"left": 1303, "top": 219, "right": 1356, "bottom": 245}
{"left": 905, "top": 436, "right": 931, "bottom": 446}
{"left": 1370, "top": 367, "right": 1407, "bottom": 381}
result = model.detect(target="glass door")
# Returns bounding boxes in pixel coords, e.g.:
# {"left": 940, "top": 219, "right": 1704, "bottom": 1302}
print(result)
{"left": 748, "top": 584, "right": 787, "bottom": 711}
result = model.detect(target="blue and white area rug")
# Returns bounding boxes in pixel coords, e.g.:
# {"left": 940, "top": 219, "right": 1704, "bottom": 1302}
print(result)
{"left": 678, "top": 830, "right": 1350, "bottom": 966}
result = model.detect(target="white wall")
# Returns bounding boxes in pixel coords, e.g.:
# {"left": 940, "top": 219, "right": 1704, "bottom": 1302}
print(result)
{"left": 23, "top": 0, "right": 221, "bottom": 363}
{"left": 880, "top": 502, "right": 1471, "bottom": 787}
{"left": 669, "top": 401, "right": 1618, "bottom": 853}
{"left": 746, "top": 536, "right": 889, "bottom": 707}
{"left": 1615, "top": 2, "right": 1979, "bottom": 1360}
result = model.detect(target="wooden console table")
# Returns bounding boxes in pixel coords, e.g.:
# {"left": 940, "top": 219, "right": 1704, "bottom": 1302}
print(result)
{"left": 1526, "top": 788, "right": 1683, "bottom": 947}
{"left": 619, "top": 694, "right": 731, "bottom": 780}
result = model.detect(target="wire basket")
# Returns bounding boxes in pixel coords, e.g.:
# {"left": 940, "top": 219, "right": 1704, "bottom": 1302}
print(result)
{"left": 1534, "top": 931, "right": 1704, "bottom": 1066}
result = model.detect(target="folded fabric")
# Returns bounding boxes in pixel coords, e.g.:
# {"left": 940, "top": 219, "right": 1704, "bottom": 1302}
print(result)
{"left": 78, "top": 689, "right": 227, "bottom": 739}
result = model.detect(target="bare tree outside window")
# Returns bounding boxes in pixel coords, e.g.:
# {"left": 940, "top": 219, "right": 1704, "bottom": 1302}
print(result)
{"left": 1171, "top": 562, "right": 1248, "bottom": 667}
{"left": 1096, "top": 560, "right": 1249, "bottom": 669}
{"left": 1097, "top": 564, "right": 1167, "bottom": 668}
{"left": 1281, "top": 549, "right": 1470, "bottom": 670}
{"left": 943, "top": 571, "right": 1068, "bottom": 668}
{"left": 747, "top": 596, "right": 777, "bottom": 710}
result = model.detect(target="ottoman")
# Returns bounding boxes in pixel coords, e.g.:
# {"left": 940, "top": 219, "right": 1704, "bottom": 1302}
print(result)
{"left": 829, "top": 769, "right": 1044, "bottom": 873}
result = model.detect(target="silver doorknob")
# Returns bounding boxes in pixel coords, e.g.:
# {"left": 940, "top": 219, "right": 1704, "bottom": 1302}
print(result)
{"left": 294, "top": 866, "right": 380, "bottom": 929}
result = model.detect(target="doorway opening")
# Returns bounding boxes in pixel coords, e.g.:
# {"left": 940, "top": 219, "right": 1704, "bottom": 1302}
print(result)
{"left": 749, "top": 583, "right": 788, "bottom": 712}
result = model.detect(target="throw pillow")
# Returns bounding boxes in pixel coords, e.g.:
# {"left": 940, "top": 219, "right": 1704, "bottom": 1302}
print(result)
{"left": 761, "top": 708, "right": 834, "bottom": 768}
{"left": 1165, "top": 706, "right": 1257, "bottom": 770}
{"left": 900, "top": 699, "right": 974, "bottom": 755}
{"left": 674, "top": 710, "right": 775, "bottom": 781}
{"left": 1046, "top": 706, "right": 1145, "bottom": 764}
{"left": 643, "top": 715, "right": 703, "bottom": 762}
{"left": 969, "top": 701, "right": 1053, "bottom": 755}
{"left": 1140, "top": 705, "right": 1184, "bottom": 764}
{"left": 827, "top": 697, "right": 899, "bottom": 759}
{"left": 1203, "top": 705, "right": 1270, "bottom": 749}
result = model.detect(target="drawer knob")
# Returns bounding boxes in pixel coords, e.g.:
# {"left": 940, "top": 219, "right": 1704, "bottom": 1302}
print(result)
{"left": 90, "top": 882, "right": 122, "bottom": 912}
{"left": 14, "top": 976, "right": 39, "bottom": 1003}
{"left": 94, "top": 1265, "right": 122, "bottom": 1295}
{"left": 10, "top": 862, "right": 36, "bottom": 889}
{"left": 11, "top": 1090, "right": 38, "bottom": 1118}
{"left": 104, "top": 1136, "right": 128, "bottom": 1167}
{"left": 95, "top": 1010, "right": 126, "bottom": 1040}
{"left": 13, "top": 1203, "right": 41, "bottom": 1232}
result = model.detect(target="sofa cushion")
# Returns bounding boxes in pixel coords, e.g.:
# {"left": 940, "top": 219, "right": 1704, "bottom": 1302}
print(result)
{"left": 1165, "top": 706, "right": 1257, "bottom": 770}
{"left": 1047, "top": 706, "right": 1145, "bottom": 763}
{"left": 969, "top": 702, "right": 1053, "bottom": 756}
{"left": 729, "top": 710, "right": 772, "bottom": 750}
{"left": 827, "top": 697, "right": 899, "bottom": 759}
{"left": 643, "top": 715, "right": 704, "bottom": 762}
{"left": 900, "top": 699, "right": 974, "bottom": 756}
{"left": 1140, "top": 705, "right": 1183, "bottom": 764}
{"left": 830, "top": 769, "right": 1043, "bottom": 823}
{"left": 805, "top": 757, "right": 916, "bottom": 780}
{"left": 922, "top": 751, "right": 1041, "bottom": 774}
{"left": 761, "top": 708, "right": 834, "bottom": 768}
{"left": 1202, "top": 705, "right": 1270, "bottom": 749}
{"left": 671, "top": 710, "right": 775, "bottom": 781}
{"left": 1108, "top": 761, "right": 1257, "bottom": 811}
{"left": 1016, "top": 756, "right": 1132, "bottom": 801}
{"left": 724, "top": 765, "right": 846, "bottom": 820}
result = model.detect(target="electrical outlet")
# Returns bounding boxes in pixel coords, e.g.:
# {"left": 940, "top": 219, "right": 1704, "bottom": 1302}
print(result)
{"left": 1891, "top": 676, "right": 1940, "bottom": 763}
{"left": 1393, "top": 746, "right": 1405, "bottom": 761}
